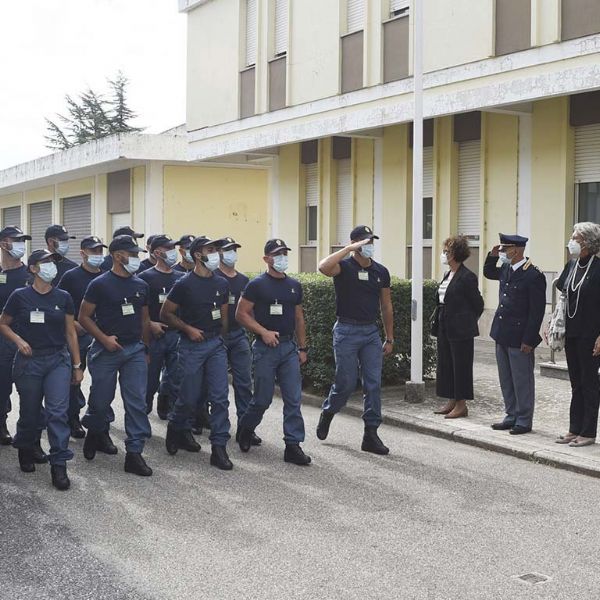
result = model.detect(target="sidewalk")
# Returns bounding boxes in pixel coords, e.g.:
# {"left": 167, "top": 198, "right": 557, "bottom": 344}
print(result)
{"left": 302, "top": 339, "right": 600, "bottom": 478}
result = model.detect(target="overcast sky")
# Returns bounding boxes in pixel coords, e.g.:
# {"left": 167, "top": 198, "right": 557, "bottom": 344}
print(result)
{"left": 0, "top": 0, "right": 186, "bottom": 170}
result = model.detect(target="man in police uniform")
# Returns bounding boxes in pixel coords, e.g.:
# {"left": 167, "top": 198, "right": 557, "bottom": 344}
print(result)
{"left": 79, "top": 234, "right": 153, "bottom": 476}
{"left": 236, "top": 238, "right": 311, "bottom": 466}
{"left": 160, "top": 236, "right": 233, "bottom": 470}
{"left": 174, "top": 234, "right": 196, "bottom": 273}
{"left": 138, "top": 235, "right": 184, "bottom": 419}
{"left": 45, "top": 224, "right": 78, "bottom": 285}
{"left": 0, "top": 226, "right": 34, "bottom": 447}
{"left": 214, "top": 236, "right": 260, "bottom": 446}
{"left": 58, "top": 235, "right": 107, "bottom": 438}
{"left": 315, "top": 225, "right": 394, "bottom": 455}
{"left": 484, "top": 234, "right": 546, "bottom": 434}
{"left": 101, "top": 226, "right": 144, "bottom": 272}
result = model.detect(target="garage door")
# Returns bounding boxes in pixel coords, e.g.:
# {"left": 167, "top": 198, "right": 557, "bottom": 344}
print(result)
{"left": 2, "top": 205, "right": 21, "bottom": 229}
{"left": 29, "top": 201, "right": 53, "bottom": 252}
{"left": 62, "top": 195, "right": 92, "bottom": 263}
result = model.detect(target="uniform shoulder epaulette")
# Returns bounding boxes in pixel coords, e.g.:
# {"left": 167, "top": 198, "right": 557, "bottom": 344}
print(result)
{"left": 522, "top": 259, "right": 540, "bottom": 272}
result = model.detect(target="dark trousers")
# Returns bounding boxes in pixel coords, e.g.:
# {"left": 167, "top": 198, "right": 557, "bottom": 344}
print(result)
{"left": 436, "top": 324, "right": 474, "bottom": 401}
{"left": 565, "top": 337, "right": 600, "bottom": 438}
{"left": 68, "top": 332, "right": 92, "bottom": 420}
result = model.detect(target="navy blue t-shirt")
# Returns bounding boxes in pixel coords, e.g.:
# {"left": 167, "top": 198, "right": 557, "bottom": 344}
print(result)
{"left": 83, "top": 271, "right": 149, "bottom": 345}
{"left": 167, "top": 271, "right": 228, "bottom": 333}
{"left": 0, "top": 264, "right": 32, "bottom": 309}
{"left": 333, "top": 257, "right": 390, "bottom": 322}
{"left": 242, "top": 273, "right": 303, "bottom": 336}
{"left": 4, "top": 286, "right": 74, "bottom": 350}
{"left": 58, "top": 265, "right": 103, "bottom": 317}
{"left": 100, "top": 255, "right": 113, "bottom": 272}
{"left": 216, "top": 269, "right": 249, "bottom": 331}
{"left": 173, "top": 263, "right": 193, "bottom": 274}
{"left": 139, "top": 258, "right": 156, "bottom": 273}
{"left": 53, "top": 257, "right": 78, "bottom": 286}
{"left": 138, "top": 267, "right": 184, "bottom": 322}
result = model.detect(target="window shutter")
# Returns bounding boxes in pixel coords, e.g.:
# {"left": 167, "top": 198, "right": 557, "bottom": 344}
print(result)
{"left": 62, "top": 195, "right": 92, "bottom": 263}
{"left": 390, "top": 0, "right": 410, "bottom": 17}
{"left": 111, "top": 212, "right": 131, "bottom": 233}
{"left": 423, "top": 146, "right": 433, "bottom": 198}
{"left": 347, "top": 0, "right": 364, "bottom": 34}
{"left": 305, "top": 163, "right": 318, "bottom": 207}
{"left": 575, "top": 124, "right": 600, "bottom": 183}
{"left": 457, "top": 141, "right": 481, "bottom": 238}
{"left": 2, "top": 206, "right": 21, "bottom": 229}
{"left": 336, "top": 159, "right": 353, "bottom": 244}
{"left": 274, "top": 0, "right": 288, "bottom": 56}
{"left": 245, "top": 0, "right": 257, "bottom": 67}
{"left": 29, "top": 201, "right": 53, "bottom": 252}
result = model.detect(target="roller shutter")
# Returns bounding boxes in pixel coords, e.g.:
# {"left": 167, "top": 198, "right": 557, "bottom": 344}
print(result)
{"left": 423, "top": 146, "right": 433, "bottom": 198}
{"left": 2, "top": 205, "right": 21, "bottom": 229}
{"left": 29, "top": 201, "right": 52, "bottom": 252}
{"left": 457, "top": 140, "right": 481, "bottom": 238}
{"left": 575, "top": 123, "right": 600, "bottom": 183}
{"left": 62, "top": 195, "right": 92, "bottom": 263}
{"left": 246, "top": 0, "right": 257, "bottom": 66}
{"left": 347, "top": 0, "right": 364, "bottom": 33}
{"left": 274, "top": 0, "right": 288, "bottom": 56}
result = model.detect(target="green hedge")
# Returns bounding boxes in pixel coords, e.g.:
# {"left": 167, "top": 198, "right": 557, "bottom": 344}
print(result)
{"left": 250, "top": 273, "right": 438, "bottom": 393}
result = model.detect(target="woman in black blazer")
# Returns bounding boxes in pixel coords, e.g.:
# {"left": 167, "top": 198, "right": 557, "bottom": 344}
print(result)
{"left": 555, "top": 222, "right": 600, "bottom": 447}
{"left": 432, "top": 235, "right": 484, "bottom": 418}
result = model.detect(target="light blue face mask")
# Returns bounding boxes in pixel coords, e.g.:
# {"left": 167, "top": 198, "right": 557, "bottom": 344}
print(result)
{"left": 86, "top": 254, "right": 104, "bottom": 268}
{"left": 9, "top": 241, "right": 26, "bottom": 259}
{"left": 360, "top": 243, "right": 375, "bottom": 259}
{"left": 273, "top": 254, "right": 289, "bottom": 273}
{"left": 498, "top": 252, "right": 512, "bottom": 266}
{"left": 203, "top": 252, "right": 220, "bottom": 271}
{"left": 221, "top": 250, "right": 238, "bottom": 267}
{"left": 38, "top": 262, "right": 58, "bottom": 283}
{"left": 184, "top": 250, "right": 193, "bottom": 263}
{"left": 57, "top": 240, "right": 70, "bottom": 256}
{"left": 124, "top": 256, "right": 140, "bottom": 274}
{"left": 163, "top": 249, "right": 178, "bottom": 267}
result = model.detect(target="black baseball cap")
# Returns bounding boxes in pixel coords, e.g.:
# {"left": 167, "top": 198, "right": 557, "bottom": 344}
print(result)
{"left": 177, "top": 234, "right": 196, "bottom": 249}
{"left": 189, "top": 236, "right": 217, "bottom": 257}
{"left": 45, "top": 224, "right": 76, "bottom": 241}
{"left": 27, "top": 249, "right": 62, "bottom": 266}
{"left": 109, "top": 235, "right": 147, "bottom": 254}
{"left": 0, "top": 226, "right": 31, "bottom": 241}
{"left": 113, "top": 226, "right": 144, "bottom": 239}
{"left": 350, "top": 225, "right": 379, "bottom": 242}
{"left": 80, "top": 236, "right": 107, "bottom": 250}
{"left": 264, "top": 238, "right": 291, "bottom": 255}
{"left": 215, "top": 237, "right": 242, "bottom": 250}
{"left": 150, "top": 235, "right": 177, "bottom": 252}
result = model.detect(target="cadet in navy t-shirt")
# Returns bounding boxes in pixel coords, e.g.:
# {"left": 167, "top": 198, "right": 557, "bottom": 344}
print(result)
{"left": 316, "top": 225, "right": 394, "bottom": 456}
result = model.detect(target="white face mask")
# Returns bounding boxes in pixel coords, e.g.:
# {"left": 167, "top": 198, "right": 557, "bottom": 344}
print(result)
{"left": 86, "top": 254, "right": 104, "bottom": 268}
{"left": 56, "top": 240, "right": 70, "bottom": 256}
{"left": 184, "top": 250, "right": 193, "bottom": 263}
{"left": 440, "top": 252, "right": 449, "bottom": 266}
{"left": 163, "top": 249, "right": 178, "bottom": 267}
{"left": 360, "top": 243, "right": 375, "bottom": 259}
{"left": 273, "top": 254, "right": 289, "bottom": 273}
{"left": 221, "top": 250, "right": 238, "bottom": 267}
{"left": 498, "top": 252, "right": 512, "bottom": 265}
{"left": 38, "top": 262, "right": 57, "bottom": 283}
{"left": 8, "top": 241, "right": 26, "bottom": 259}
{"left": 203, "top": 252, "right": 220, "bottom": 271}
{"left": 568, "top": 239, "right": 582, "bottom": 257}
{"left": 123, "top": 256, "right": 140, "bottom": 274}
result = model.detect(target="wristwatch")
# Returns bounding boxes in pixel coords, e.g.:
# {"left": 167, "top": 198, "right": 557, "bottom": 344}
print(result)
{"left": 298, "top": 347, "right": 309, "bottom": 353}
{"left": 384, "top": 339, "right": 394, "bottom": 345}
{"left": 72, "top": 363, "right": 82, "bottom": 369}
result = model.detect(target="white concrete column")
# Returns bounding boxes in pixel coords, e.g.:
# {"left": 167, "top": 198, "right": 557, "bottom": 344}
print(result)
{"left": 268, "top": 155, "right": 280, "bottom": 237}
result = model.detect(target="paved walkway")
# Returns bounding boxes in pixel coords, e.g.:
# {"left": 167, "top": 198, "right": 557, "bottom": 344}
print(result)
{"left": 302, "top": 340, "right": 600, "bottom": 478}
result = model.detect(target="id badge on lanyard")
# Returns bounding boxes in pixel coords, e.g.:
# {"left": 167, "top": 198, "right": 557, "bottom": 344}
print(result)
{"left": 30, "top": 309, "right": 45, "bottom": 324}
{"left": 159, "top": 288, "right": 168, "bottom": 304}
{"left": 228, "top": 294, "right": 236, "bottom": 305}
{"left": 0, "top": 274, "right": 6, "bottom": 284}
{"left": 211, "top": 303, "right": 221, "bottom": 320}
{"left": 358, "top": 270, "right": 369, "bottom": 281}
{"left": 121, "top": 297, "right": 135, "bottom": 316}
{"left": 270, "top": 300, "right": 283, "bottom": 316}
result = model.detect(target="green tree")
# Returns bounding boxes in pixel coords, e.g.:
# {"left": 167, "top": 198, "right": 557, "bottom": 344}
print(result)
{"left": 45, "top": 72, "right": 143, "bottom": 150}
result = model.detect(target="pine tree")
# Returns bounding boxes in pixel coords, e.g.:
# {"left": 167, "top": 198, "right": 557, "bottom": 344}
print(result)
{"left": 108, "top": 71, "right": 142, "bottom": 134}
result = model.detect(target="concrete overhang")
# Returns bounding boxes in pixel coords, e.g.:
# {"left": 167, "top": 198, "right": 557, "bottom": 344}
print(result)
{"left": 186, "top": 33, "right": 600, "bottom": 161}
{"left": 0, "top": 132, "right": 188, "bottom": 195}
{"left": 178, "top": 0, "right": 212, "bottom": 13}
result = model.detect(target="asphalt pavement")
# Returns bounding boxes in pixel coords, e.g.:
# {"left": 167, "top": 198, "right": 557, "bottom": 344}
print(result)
{"left": 1, "top": 397, "right": 599, "bottom": 600}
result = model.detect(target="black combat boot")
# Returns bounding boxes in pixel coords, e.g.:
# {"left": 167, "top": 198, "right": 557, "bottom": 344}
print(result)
{"left": 210, "top": 445, "right": 233, "bottom": 470}
{"left": 316, "top": 411, "right": 334, "bottom": 440}
{"left": 97, "top": 431, "right": 118, "bottom": 455}
{"left": 361, "top": 426, "right": 389, "bottom": 455}
{"left": 0, "top": 418, "right": 12, "bottom": 445}
{"left": 156, "top": 394, "right": 170, "bottom": 421}
{"left": 83, "top": 431, "right": 99, "bottom": 460}
{"left": 237, "top": 427, "right": 254, "bottom": 453}
{"left": 51, "top": 465, "right": 70, "bottom": 491}
{"left": 69, "top": 415, "right": 86, "bottom": 439}
{"left": 284, "top": 444, "right": 311, "bottom": 466}
{"left": 165, "top": 423, "right": 179, "bottom": 455}
{"left": 179, "top": 430, "right": 201, "bottom": 452}
{"left": 236, "top": 426, "right": 261, "bottom": 446}
{"left": 124, "top": 452, "right": 153, "bottom": 476}
{"left": 18, "top": 448, "right": 35, "bottom": 473}
{"left": 32, "top": 441, "right": 48, "bottom": 464}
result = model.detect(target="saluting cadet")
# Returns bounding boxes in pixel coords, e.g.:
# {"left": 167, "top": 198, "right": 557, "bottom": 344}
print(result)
{"left": 45, "top": 224, "right": 78, "bottom": 285}
{"left": 139, "top": 234, "right": 159, "bottom": 272}
{"left": 484, "top": 234, "right": 546, "bottom": 435}
{"left": 138, "top": 235, "right": 184, "bottom": 419}
{"left": 0, "top": 249, "right": 82, "bottom": 490}
{"left": 79, "top": 235, "right": 153, "bottom": 476}
{"left": 58, "top": 236, "right": 107, "bottom": 439}
{"left": 214, "top": 237, "right": 260, "bottom": 446}
{"left": 160, "top": 236, "right": 233, "bottom": 470}
{"left": 101, "top": 226, "right": 144, "bottom": 272}
{"left": 316, "top": 225, "right": 394, "bottom": 455}
{"left": 173, "top": 234, "right": 196, "bottom": 273}
{"left": 0, "top": 226, "right": 33, "bottom": 447}
{"left": 236, "top": 238, "right": 311, "bottom": 466}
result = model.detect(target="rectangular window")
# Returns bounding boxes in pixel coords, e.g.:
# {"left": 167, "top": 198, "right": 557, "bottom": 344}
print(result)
{"left": 423, "top": 197, "right": 433, "bottom": 241}
{"left": 274, "top": 0, "right": 288, "bottom": 56}
{"left": 107, "top": 169, "right": 131, "bottom": 215}
{"left": 347, "top": 0, "right": 365, "bottom": 34}
{"left": 390, "top": 0, "right": 409, "bottom": 18}
{"left": 577, "top": 182, "right": 600, "bottom": 222}
{"left": 457, "top": 140, "right": 481, "bottom": 241}
{"left": 245, "top": 0, "right": 257, "bottom": 67}
{"left": 62, "top": 195, "right": 92, "bottom": 264}
{"left": 562, "top": 0, "right": 600, "bottom": 41}
{"left": 495, "top": 0, "right": 531, "bottom": 56}
{"left": 2, "top": 205, "right": 21, "bottom": 229}
{"left": 305, "top": 162, "right": 319, "bottom": 244}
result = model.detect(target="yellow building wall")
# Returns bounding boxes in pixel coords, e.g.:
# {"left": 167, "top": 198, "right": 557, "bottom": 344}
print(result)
{"left": 163, "top": 165, "right": 269, "bottom": 274}
{"left": 354, "top": 138, "right": 374, "bottom": 228}
{"left": 186, "top": 0, "right": 241, "bottom": 131}
{"left": 530, "top": 97, "right": 573, "bottom": 274}
{"left": 131, "top": 166, "right": 146, "bottom": 239}
{"left": 0, "top": 193, "right": 24, "bottom": 212}
{"left": 319, "top": 138, "right": 334, "bottom": 257}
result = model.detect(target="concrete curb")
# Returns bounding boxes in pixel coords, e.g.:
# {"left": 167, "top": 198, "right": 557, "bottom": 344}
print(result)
{"left": 301, "top": 392, "right": 600, "bottom": 479}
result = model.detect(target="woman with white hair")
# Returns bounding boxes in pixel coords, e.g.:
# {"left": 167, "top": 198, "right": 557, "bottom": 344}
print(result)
{"left": 555, "top": 221, "right": 600, "bottom": 447}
